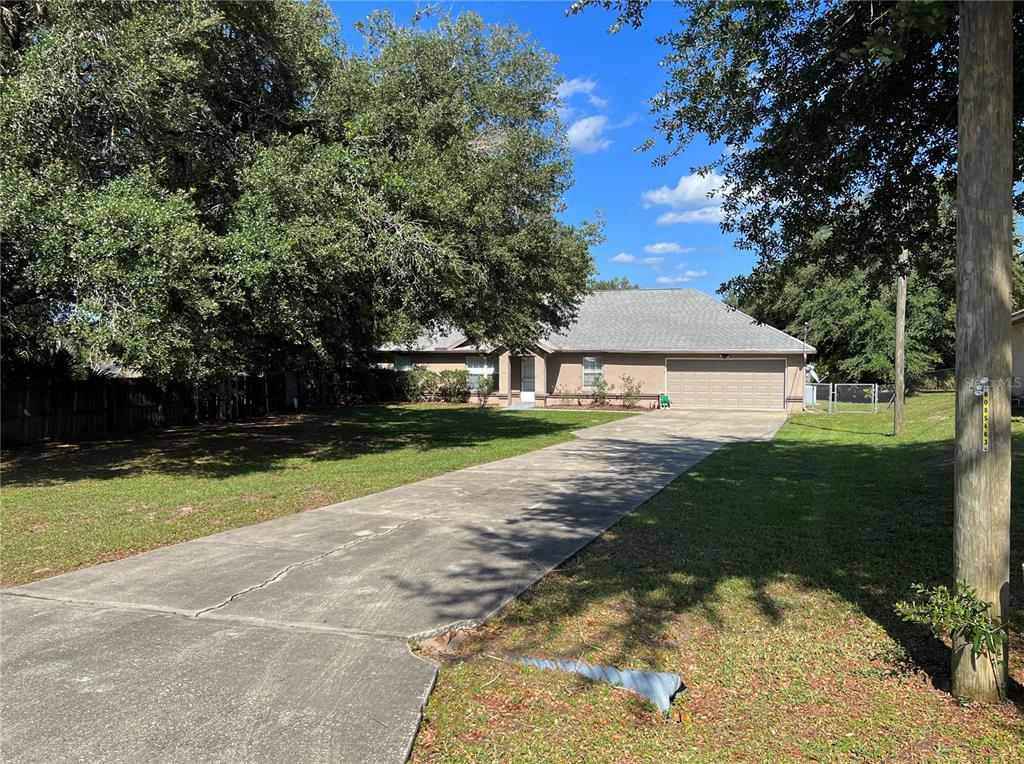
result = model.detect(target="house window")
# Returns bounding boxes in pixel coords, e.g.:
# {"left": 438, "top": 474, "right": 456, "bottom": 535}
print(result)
{"left": 582, "top": 356, "right": 604, "bottom": 388}
{"left": 394, "top": 355, "right": 413, "bottom": 372}
{"left": 466, "top": 356, "right": 497, "bottom": 390}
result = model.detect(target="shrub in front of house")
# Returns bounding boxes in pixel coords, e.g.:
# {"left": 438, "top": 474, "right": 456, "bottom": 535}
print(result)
{"left": 474, "top": 375, "right": 495, "bottom": 407}
{"left": 620, "top": 374, "right": 642, "bottom": 409}
{"left": 591, "top": 375, "right": 613, "bottom": 407}
{"left": 438, "top": 369, "right": 471, "bottom": 404}
{"left": 402, "top": 367, "right": 441, "bottom": 402}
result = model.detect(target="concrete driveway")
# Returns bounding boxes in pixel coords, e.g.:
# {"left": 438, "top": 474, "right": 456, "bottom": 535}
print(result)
{"left": 1, "top": 408, "right": 785, "bottom": 763}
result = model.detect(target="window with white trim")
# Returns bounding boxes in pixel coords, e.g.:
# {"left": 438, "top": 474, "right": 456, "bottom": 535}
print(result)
{"left": 466, "top": 355, "right": 497, "bottom": 390}
{"left": 394, "top": 355, "right": 413, "bottom": 372}
{"left": 582, "top": 356, "right": 604, "bottom": 388}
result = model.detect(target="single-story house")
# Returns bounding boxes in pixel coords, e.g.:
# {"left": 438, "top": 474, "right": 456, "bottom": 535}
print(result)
{"left": 385, "top": 289, "right": 816, "bottom": 412}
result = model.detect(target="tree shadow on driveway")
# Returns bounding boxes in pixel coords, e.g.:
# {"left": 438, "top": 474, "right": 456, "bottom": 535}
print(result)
{"left": 386, "top": 422, "right": 1024, "bottom": 714}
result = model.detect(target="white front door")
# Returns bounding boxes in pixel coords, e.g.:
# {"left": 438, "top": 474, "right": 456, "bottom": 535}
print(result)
{"left": 520, "top": 357, "right": 535, "bottom": 404}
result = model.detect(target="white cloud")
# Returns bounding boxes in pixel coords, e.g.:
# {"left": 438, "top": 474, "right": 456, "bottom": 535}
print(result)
{"left": 642, "top": 172, "right": 726, "bottom": 209}
{"left": 656, "top": 206, "right": 726, "bottom": 225}
{"left": 643, "top": 242, "right": 694, "bottom": 255}
{"left": 611, "top": 252, "right": 665, "bottom": 265}
{"left": 567, "top": 116, "right": 612, "bottom": 153}
{"left": 656, "top": 269, "right": 708, "bottom": 285}
{"left": 557, "top": 77, "right": 598, "bottom": 100}
{"left": 588, "top": 94, "right": 608, "bottom": 108}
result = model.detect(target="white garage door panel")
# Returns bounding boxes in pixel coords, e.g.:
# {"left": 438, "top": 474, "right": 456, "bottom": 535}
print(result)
{"left": 666, "top": 358, "right": 785, "bottom": 409}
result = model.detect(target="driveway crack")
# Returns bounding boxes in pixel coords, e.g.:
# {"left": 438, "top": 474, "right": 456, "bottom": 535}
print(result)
{"left": 193, "top": 515, "right": 428, "bottom": 618}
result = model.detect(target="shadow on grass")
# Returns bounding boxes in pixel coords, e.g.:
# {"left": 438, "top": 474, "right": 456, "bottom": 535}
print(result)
{"left": 0, "top": 405, "right": 612, "bottom": 487}
{"left": 384, "top": 422, "right": 1024, "bottom": 712}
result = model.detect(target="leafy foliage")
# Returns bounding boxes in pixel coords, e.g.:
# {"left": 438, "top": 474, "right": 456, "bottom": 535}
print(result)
{"left": 401, "top": 367, "right": 442, "bottom": 403}
{"left": 728, "top": 209, "right": 1024, "bottom": 382}
{"left": 474, "top": 375, "right": 495, "bottom": 407}
{"left": 1, "top": 3, "right": 598, "bottom": 385}
{"left": 590, "top": 276, "right": 640, "bottom": 290}
{"left": 573, "top": 1, "right": 1024, "bottom": 295}
{"left": 590, "top": 374, "right": 613, "bottom": 406}
{"left": 896, "top": 582, "right": 1010, "bottom": 680}
{"left": 733, "top": 260, "right": 954, "bottom": 383}
{"left": 619, "top": 374, "right": 642, "bottom": 408}
{"left": 438, "top": 369, "right": 471, "bottom": 404}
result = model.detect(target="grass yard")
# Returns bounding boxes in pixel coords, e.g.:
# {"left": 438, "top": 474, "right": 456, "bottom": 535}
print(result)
{"left": 0, "top": 405, "right": 629, "bottom": 586}
{"left": 413, "top": 394, "right": 1024, "bottom": 763}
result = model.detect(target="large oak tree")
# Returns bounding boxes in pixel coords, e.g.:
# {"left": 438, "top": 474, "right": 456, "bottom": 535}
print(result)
{"left": 1, "top": 2, "right": 598, "bottom": 385}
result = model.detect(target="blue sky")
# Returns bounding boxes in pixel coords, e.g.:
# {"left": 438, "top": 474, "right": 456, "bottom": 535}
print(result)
{"left": 330, "top": 1, "right": 755, "bottom": 295}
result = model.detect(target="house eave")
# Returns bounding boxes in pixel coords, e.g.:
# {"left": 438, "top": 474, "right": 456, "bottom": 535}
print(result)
{"left": 391, "top": 346, "right": 816, "bottom": 356}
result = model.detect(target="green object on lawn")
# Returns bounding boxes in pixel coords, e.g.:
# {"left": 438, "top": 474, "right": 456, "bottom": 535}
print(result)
{"left": 660, "top": 393, "right": 671, "bottom": 408}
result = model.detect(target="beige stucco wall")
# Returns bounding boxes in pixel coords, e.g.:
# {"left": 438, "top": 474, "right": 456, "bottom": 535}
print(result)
{"left": 386, "top": 350, "right": 808, "bottom": 411}
{"left": 546, "top": 352, "right": 806, "bottom": 411}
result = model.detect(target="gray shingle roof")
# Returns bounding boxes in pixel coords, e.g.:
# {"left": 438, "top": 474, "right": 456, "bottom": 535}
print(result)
{"left": 545, "top": 289, "right": 814, "bottom": 353}
{"left": 380, "top": 329, "right": 466, "bottom": 352}
{"left": 384, "top": 289, "right": 814, "bottom": 354}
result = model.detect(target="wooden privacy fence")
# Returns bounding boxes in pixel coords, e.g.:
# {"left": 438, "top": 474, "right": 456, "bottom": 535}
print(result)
{"left": 1, "top": 366, "right": 422, "bottom": 446}
{"left": 0, "top": 373, "right": 328, "bottom": 446}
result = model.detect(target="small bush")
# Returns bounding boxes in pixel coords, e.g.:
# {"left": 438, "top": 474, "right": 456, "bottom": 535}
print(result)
{"left": 620, "top": 374, "right": 642, "bottom": 409}
{"left": 407, "top": 367, "right": 441, "bottom": 402}
{"left": 554, "top": 385, "right": 577, "bottom": 407}
{"left": 591, "top": 375, "right": 613, "bottom": 407}
{"left": 438, "top": 369, "right": 470, "bottom": 404}
{"left": 475, "top": 375, "right": 495, "bottom": 407}
{"left": 895, "top": 581, "right": 1013, "bottom": 695}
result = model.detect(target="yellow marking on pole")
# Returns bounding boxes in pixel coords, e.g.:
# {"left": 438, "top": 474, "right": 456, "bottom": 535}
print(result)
{"left": 982, "top": 389, "right": 990, "bottom": 452}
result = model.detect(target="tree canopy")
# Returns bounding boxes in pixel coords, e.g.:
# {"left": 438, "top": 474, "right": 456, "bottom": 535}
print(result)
{"left": 574, "top": 0, "right": 1023, "bottom": 297}
{"left": 1, "top": 2, "right": 598, "bottom": 384}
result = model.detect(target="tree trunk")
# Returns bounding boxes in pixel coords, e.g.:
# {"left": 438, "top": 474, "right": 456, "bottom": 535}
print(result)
{"left": 953, "top": 0, "right": 1013, "bottom": 703}
{"left": 894, "top": 248, "right": 909, "bottom": 436}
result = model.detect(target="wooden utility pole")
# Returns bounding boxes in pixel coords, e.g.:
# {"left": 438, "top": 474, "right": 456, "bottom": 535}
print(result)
{"left": 894, "top": 248, "right": 909, "bottom": 436}
{"left": 953, "top": 0, "right": 1012, "bottom": 702}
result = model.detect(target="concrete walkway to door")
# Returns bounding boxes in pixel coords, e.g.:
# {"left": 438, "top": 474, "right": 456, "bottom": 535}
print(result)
{"left": 1, "top": 408, "right": 786, "bottom": 764}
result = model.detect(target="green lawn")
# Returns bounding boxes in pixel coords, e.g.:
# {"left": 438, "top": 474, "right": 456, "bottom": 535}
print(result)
{"left": 413, "top": 394, "right": 1024, "bottom": 763}
{"left": 0, "top": 405, "right": 629, "bottom": 586}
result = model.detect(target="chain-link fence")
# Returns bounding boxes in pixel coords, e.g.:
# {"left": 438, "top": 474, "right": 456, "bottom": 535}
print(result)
{"left": 877, "top": 384, "right": 896, "bottom": 409}
{"left": 804, "top": 383, "right": 834, "bottom": 412}
{"left": 804, "top": 383, "right": 884, "bottom": 414}
{"left": 834, "top": 383, "right": 878, "bottom": 413}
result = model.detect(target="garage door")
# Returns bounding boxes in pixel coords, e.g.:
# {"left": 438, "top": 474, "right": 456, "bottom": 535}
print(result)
{"left": 665, "top": 358, "right": 785, "bottom": 409}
